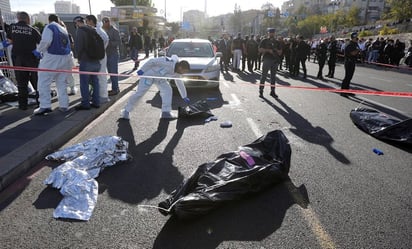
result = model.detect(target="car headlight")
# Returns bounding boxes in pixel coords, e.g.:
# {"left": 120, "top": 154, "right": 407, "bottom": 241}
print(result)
{"left": 204, "top": 62, "right": 220, "bottom": 73}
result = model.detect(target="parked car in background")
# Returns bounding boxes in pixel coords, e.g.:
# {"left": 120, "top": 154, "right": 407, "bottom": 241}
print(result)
{"left": 159, "top": 38, "right": 222, "bottom": 89}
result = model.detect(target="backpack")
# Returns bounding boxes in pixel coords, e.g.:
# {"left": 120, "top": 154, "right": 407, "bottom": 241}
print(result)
{"left": 81, "top": 26, "right": 105, "bottom": 60}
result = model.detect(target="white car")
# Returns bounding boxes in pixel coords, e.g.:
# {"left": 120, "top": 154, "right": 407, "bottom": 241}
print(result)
{"left": 161, "top": 38, "right": 222, "bottom": 89}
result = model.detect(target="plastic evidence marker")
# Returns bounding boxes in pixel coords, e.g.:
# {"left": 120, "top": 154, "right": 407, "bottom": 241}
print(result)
{"left": 220, "top": 121, "right": 232, "bottom": 128}
{"left": 373, "top": 148, "right": 384, "bottom": 155}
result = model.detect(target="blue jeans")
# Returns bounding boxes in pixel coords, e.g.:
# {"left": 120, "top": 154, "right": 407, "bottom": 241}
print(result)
{"left": 107, "top": 53, "right": 119, "bottom": 92}
{"left": 79, "top": 60, "right": 101, "bottom": 107}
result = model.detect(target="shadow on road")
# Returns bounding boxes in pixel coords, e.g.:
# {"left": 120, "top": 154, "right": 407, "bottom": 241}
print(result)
{"left": 262, "top": 97, "right": 351, "bottom": 165}
{"left": 153, "top": 181, "right": 309, "bottom": 249}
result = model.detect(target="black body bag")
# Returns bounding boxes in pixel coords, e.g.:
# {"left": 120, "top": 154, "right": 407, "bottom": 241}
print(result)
{"left": 158, "top": 130, "right": 291, "bottom": 219}
{"left": 350, "top": 108, "right": 412, "bottom": 144}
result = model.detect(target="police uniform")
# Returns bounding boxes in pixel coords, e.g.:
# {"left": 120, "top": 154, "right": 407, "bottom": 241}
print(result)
{"left": 8, "top": 20, "right": 41, "bottom": 109}
{"left": 341, "top": 33, "right": 360, "bottom": 91}
{"left": 259, "top": 28, "right": 281, "bottom": 97}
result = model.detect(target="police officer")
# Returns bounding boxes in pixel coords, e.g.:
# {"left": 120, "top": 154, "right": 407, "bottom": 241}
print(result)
{"left": 7, "top": 11, "right": 41, "bottom": 110}
{"left": 341, "top": 32, "right": 360, "bottom": 96}
{"left": 258, "top": 28, "right": 282, "bottom": 98}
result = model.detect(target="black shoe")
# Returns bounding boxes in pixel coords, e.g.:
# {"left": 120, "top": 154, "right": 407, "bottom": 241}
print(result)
{"left": 75, "top": 105, "right": 91, "bottom": 110}
{"left": 90, "top": 104, "right": 100, "bottom": 108}
{"left": 270, "top": 92, "right": 278, "bottom": 98}
{"left": 108, "top": 90, "right": 119, "bottom": 96}
{"left": 340, "top": 92, "right": 355, "bottom": 97}
{"left": 259, "top": 92, "right": 264, "bottom": 98}
{"left": 19, "top": 105, "right": 28, "bottom": 110}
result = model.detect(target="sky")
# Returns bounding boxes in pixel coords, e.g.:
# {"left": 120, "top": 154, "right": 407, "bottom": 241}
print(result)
{"left": 10, "top": 0, "right": 287, "bottom": 22}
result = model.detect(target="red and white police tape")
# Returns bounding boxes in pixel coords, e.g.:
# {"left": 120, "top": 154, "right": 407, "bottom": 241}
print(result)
{"left": 0, "top": 64, "right": 411, "bottom": 98}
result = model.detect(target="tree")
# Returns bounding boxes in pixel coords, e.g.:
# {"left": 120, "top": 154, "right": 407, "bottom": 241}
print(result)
{"left": 384, "top": 0, "right": 412, "bottom": 21}
{"left": 111, "top": 0, "right": 153, "bottom": 6}
{"left": 347, "top": 6, "right": 361, "bottom": 26}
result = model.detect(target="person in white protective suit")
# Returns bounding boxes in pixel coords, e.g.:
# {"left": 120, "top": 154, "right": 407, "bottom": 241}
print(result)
{"left": 33, "top": 14, "right": 74, "bottom": 115}
{"left": 85, "top": 15, "right": 110, "bottom": 103}
{"left": 120, "top": 55, "right": 190, "bottom": 120}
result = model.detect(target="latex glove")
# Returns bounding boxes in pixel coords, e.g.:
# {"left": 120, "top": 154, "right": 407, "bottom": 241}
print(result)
{"left": 1, "top": 40, "right": 10, "bottom": 49}
{"left": 32, "top": 49, "right": 42, "bottom": 59}
{"left": 183, "top": 97, "right": 190, "bottom": 104}
{"left": 137, "top": 70, "right": 144, "bottom": 75}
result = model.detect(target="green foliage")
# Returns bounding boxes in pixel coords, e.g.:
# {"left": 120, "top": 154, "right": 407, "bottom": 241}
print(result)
{"left": 384, "top": 0, "right": 412, "bottom": 21}
{"left": 33, "top": 22, "right": 45, "bottom": 33}
{"left": 111, "top": 0, "right": 153, "bottom": 6}
{"left": 358, "top": 30, "right": 373, "bottom": 37}
{"left": 379, "top": 25, "right": 399, "bottom": 35}
{"left": 347, "top": 6, "right": 361, "bottom": 26}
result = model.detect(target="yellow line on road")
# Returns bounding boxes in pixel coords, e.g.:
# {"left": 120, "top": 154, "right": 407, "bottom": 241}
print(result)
{"left": 245, "top": 114, "right": 337, "bottom": 249}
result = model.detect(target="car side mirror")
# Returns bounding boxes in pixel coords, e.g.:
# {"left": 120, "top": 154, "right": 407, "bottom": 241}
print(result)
{"left": 215, "top": 52, "right": 222, "bottom": 57}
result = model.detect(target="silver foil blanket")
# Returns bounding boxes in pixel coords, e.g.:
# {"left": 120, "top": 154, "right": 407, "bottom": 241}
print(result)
{"left": 44, "top": 136, "right": 130, "bottom": 221}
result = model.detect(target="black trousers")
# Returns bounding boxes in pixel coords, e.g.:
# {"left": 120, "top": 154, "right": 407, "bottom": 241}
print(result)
{"left": 327, "top": 56, "right": 336, "bottom": 77}
{"left": 342, "top": 60, "right": 356, "bottom": 89}
{"left": 13, "top": 55, "right": 39, "bottom": 108}
{"left": 260, "top": 58, "right": 278, "bottom": 92}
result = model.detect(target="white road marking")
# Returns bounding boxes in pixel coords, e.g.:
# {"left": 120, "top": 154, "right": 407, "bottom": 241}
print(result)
{"left": 245, "top": 115, "right": 337, "bottom": 249}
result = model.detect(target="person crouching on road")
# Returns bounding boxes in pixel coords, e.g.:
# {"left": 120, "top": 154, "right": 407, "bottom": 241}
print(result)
{"left": 34, "top": 14, "right": 73, "bottom": 115}
{"left": 120, "top": 55, "right": 190, "bottom": 120}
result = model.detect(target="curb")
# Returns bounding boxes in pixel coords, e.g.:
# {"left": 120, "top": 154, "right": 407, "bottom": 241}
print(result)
{"left": 0, "top": 79, "right": 138, "bottom": 192}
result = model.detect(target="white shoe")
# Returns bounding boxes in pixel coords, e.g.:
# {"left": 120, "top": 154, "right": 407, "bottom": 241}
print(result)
{"left": 68, "top": 87, "right": 77, "bottom": 96}
{"left": 33, "top": 107, "right": 52, "bottom": 115}
{"left": 120, "top": 109, "right": 130, "bottom": 120}
{"left": 160, "top": 111, "right": 177, "bottom": 119}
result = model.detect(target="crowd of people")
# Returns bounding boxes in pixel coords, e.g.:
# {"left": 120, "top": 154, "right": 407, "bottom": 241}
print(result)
{"left": 0, "top": 12, "right": 174, "bottom": 115}
{"left": 211, "top": 29, "right": 412, "bottom": 97}
{"left": 1, "top": 11, "right": 411, "bottom": 113}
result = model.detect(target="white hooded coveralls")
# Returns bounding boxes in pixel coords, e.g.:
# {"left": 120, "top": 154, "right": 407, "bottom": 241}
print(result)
{"left": 124, "top": 55, "right": 187, "bottom": 114}
{"left": 37, "top": 21, "right": 74, "bottom": 109}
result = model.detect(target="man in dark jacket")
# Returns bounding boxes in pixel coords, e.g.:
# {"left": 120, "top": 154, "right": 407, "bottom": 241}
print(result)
{"left": 7, "top": 11, "right": 41, "bottom": 110}
{"left": 316, "top": 38, "right": 328, "bottom": 80}
{"left": 217, "top": 32, "right": 231, "bottom": 72}
{"left": 341, "top": 32, "right": 360, "bottom": 96}
{"left": 128, "top": 27, "right": 142, "bottom": 70}
{"left": 326, "top": 36, "right": 338, "bottom": 78}
{"left": 258, "top": 28, "right": 282, "bottom": 98}
{"left": 102, "top": 16, "right": 121, "bottom": 96}
{"left": 73, "top": 16, "right": 101, "bottom": 110}
{"left": 295, "top": 35, "right": 310, "bottom": 79}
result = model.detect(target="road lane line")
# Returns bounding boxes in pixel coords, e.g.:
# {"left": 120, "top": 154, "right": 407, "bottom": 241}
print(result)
{"left": 245, "top": 117, "right": 337, "bottom": 249}
{"left": 368, "top": 76, "right": 391, "bottom": 82}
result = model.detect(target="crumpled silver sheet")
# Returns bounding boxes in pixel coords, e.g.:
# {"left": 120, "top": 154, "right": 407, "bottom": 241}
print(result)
{"left": 44, "top": 136, "right": 130, "bottom": 221}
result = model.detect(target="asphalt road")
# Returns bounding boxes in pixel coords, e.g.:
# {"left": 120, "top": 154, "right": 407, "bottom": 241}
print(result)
{"left": 0, "top": 61, "right": 411, "bottom": 249}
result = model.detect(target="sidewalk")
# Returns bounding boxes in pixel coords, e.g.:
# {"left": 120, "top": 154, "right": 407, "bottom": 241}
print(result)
{"left": 0, "top": 60, "right": 138, "bottom": 191}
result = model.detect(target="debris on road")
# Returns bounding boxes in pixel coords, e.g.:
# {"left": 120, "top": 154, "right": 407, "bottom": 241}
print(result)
{"left": 44, "top": 136, "right": 130, "bottom": 221}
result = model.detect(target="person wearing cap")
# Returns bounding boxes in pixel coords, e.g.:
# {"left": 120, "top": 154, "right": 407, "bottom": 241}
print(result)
{"left": 34, "top": 14, "right": 73, "bottom": 115}
{"left": 73, "top": 15, "right": 101, "bottom": 110}
{"left": 119, "top": 55, "right": 190, "bottom": 120}
{"left": 102, "top": 17, "right": 121, "bottom": 96}
{"left": 341, "top": 32, "right": 360, "bottom": 96}
{"left": 258, "top": 28, "right": 282, "bottom": 98}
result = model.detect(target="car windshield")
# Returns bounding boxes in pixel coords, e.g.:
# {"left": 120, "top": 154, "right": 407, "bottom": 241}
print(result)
{"left": 167, "top": 42, "right": 214, "bottom": 58}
